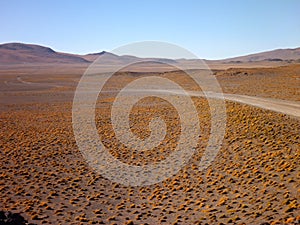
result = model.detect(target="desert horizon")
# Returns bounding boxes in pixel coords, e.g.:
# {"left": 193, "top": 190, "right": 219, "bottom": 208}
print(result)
{"left": 1, "top": 42, "right": 300, "bottom": 64}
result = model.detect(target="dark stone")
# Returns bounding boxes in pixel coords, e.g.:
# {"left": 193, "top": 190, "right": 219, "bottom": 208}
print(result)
{"left": 0, "top": 211, "right": 36, "bottom": 225}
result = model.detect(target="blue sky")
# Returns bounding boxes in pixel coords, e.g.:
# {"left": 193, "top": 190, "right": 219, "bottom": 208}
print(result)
{"left": 1, "top": 0, "right": 300, "bottom": 59}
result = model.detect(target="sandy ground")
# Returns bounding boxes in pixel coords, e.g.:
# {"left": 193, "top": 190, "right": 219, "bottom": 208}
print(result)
{"left": 0, "top": 64, "right": 299, "bottom": 224}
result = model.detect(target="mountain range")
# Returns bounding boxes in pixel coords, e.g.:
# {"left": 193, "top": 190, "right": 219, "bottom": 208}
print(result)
{"left": 0, "top": 42, "right": 300, "bottom": 65}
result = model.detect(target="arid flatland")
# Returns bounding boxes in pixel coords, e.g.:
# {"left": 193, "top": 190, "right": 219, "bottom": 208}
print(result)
{"left": 0, "top": 63, "right": 299, "bottom": 225}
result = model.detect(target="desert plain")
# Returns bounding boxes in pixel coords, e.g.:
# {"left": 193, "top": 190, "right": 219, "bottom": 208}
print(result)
{"left": 0, "top": 60, "right": 299, "bottom": 225}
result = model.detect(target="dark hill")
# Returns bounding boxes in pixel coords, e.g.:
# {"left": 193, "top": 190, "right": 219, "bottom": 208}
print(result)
{"left": 0, "top": 43, "right": 89, "bottom": 64}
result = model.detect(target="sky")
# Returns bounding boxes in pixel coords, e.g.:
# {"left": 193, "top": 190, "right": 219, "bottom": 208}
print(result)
{"left": 1, "top": 0, "right": 300, "bottom": 59}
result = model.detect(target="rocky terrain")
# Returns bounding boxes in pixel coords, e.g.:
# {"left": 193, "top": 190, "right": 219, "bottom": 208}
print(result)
{"left": 0, "top": 63, "right": 299, "bottom": 224}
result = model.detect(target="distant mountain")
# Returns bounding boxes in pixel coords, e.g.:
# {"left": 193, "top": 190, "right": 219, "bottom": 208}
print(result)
{"left": 82, "top": 51, "right": 177, "bottom": 65}
{"left": 222, "top": 47, "right": 300, "bottom": 62}
{"left": 0, "top": 42, "right": 299, "bottom": 65}
{"left": 82, "top": 51, "right": 141, "bottom": 64}
{"left": 0, "top": 43, "right": 178, "bottom": 65}
{"left": 0, "top": 43, "right": 89, "bottom": 64}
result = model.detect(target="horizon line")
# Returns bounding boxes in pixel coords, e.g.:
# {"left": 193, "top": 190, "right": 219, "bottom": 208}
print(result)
{"left": 1, "top": 41, "right": 299, "bottom": 61}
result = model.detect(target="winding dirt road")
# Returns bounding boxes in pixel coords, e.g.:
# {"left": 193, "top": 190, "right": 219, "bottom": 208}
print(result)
{"left": 189, "top": 91, "right": 300, "bottom": 118}
{"left": 126, "top": 89, "right": 300, "bottom": 119}
{"left": 2, "top": 76, "right": 300, "bottom": 118}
